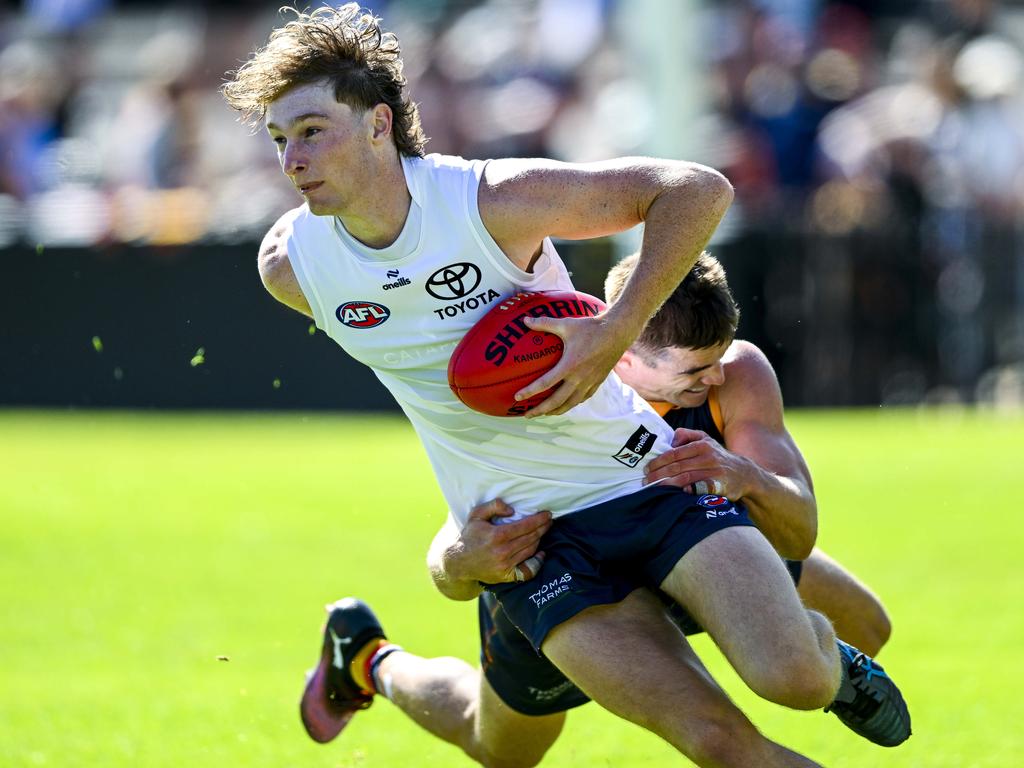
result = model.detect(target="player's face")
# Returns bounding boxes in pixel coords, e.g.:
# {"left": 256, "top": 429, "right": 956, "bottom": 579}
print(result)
{"left": 617, "top": 341, "right": 729, "bottom": 409}
{"left": 265, "top": 82, "right": 375, "bottom": 216}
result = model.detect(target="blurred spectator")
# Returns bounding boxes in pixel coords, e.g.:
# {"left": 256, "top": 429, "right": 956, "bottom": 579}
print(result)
{"left": 0, "top": 0, "right": 1021, "bottom": 407}
{"left": 0, "top": 38, "right": 70, "bottom": 199}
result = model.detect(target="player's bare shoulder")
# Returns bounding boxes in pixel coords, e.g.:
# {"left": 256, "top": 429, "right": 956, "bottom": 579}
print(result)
{"left": 722, "top": 340, "right": 777, "bottom": 381}
{"left": 720, "top": 340, "right": 784, "bottom": 417}
{"left": 259, "top": 208, "right": 313, "bottom": 318}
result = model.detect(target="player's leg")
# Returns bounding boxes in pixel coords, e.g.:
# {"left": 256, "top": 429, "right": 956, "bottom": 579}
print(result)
{"left": 300, "top": 597, "right": 565, "bottom": 767}
{"left": 543, "top": 588, "right": 823, "bottom": 768}
{"left": 660, "top": 526, "right": 841, "bottom": 710}
{"left": 491, "top": 487, "right": 907, "bottom": 748}
{"left": 376, "top": 652, "right": 565, "bottom": 768}
{"left": 797, "top": 548, "right": 892, "bottom": 656}
{"left": 659, "top": 526, "right": 911, "bottom": 746}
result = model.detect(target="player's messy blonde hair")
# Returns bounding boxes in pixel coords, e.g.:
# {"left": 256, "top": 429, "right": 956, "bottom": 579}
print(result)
{"left": 222, "top": 3, "right": 427, "bottom": 157}
{"left": 605, "top": 251, "right": 740, "bottom": 352}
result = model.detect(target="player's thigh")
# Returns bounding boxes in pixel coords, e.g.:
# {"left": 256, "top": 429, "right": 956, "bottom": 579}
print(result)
{"left": 474, "top": 673, "right": 566, "bottom": 768}
{"left": 799, "top": 547, "right": 891, "bottom": 655}
{"left": 541, "top": 588, "right": 765, "bottom": 756}
{"left": 659, "top": 527, "right": 832, "bottom": 693}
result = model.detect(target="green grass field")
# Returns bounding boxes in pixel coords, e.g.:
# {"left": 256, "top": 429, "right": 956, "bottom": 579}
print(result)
{"left": 1, "top": 408, "right": 1021, "bottom": 767}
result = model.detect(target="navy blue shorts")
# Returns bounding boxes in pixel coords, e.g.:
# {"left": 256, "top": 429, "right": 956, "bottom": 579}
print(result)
{"left": 486, "top": 484, "right": 755, "bottom": 653}
{"left": 479, "top": 591, "right": 591, "bottom": 715}
{"left": 480, "top": 545, "right": 805, "bottom": 715}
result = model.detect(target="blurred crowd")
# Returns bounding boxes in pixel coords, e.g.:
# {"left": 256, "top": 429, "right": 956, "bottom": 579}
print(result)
{"left": 2, "top": 0, "right": 1023, "bottom": 405}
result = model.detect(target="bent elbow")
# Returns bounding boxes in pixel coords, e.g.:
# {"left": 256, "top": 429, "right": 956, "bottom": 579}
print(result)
{"left": 784, "top": 515, "right": 817, "bottom": 561}
{"left": 788, "top": 538, "right": 815, "bottom": 562}
{"left": 694, "top": 165, "right": 734, "bottom": 214}
{"left": 710, "top": 168, "right": 735, "bottom": 204}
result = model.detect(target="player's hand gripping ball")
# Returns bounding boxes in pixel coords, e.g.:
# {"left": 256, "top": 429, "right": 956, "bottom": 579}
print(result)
{"left": 447, "top": 290, "right": 607, "bottom": 417}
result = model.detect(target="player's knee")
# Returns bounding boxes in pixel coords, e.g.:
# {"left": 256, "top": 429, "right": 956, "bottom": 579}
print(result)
{"left": 747, "top": 655, "right": 837, "bottom": 710}
{"left": 680, "top": 717, "right": 763, "bottom": 767}
{"left": 649, "top": 706, "right": 766, "bottom": 767}
{"left": 860, "top": 604, "right": 892, "bottom": 657}
{"left": 473, "top": 723, "right": 553, "bottom": 768}
{"left": 478, "top": 748, "right": 546, "bottom": 768}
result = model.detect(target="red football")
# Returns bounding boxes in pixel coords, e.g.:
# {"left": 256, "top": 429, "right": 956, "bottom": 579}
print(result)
{"left": 448, "top": 290, "right": 607, "bottom": 417}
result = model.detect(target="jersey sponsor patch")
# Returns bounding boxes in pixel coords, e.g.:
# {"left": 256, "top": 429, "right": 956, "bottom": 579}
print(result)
{"left": 425, "top": 262, "right": 482, "bottom": 300}
{"left": 612, "top": 426, "right": 657, "bottom": 467}
{"left": 336, "top": 301, "right": 391, "bottom": 328}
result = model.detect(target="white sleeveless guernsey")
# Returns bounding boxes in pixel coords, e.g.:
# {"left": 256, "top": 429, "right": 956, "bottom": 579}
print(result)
{"left": 284, "top": 153, "right": 675, "bottom": 527}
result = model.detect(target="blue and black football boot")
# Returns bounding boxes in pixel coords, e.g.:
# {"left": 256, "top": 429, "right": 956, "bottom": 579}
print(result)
{"left": 826, "top": 639, "right": 911, "bottom": 747}
{"left": 300, "top": 598, "right": 387, "bottom": 743}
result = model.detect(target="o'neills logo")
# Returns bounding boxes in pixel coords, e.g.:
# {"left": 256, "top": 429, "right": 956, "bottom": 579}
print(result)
{"left": 612, "top": 426, "right": 657, "bottom": 467}
{"left": 485, "top": 296, "right": 603, "bottom": 367}
{"left": 382, "top": 276, "right": 410, "bottom": 290}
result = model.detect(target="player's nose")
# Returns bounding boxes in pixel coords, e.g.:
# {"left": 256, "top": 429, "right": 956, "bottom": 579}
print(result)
{"left": 703, "top": 360, "right": 725, "bottom": 386}
{"left": 281, "top": 144, "right": 308, "bottom": 177}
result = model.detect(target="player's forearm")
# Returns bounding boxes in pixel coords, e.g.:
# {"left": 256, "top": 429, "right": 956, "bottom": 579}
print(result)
{"left": 427, "top": 538, "right": 484, "bottom": 601}
{"left": 429, "top": 564, "right": 484, "bottom": 601}
{"left": 603, "top": 166, "right": 733, "bottom": 342}
{"left": 739, "top": 466, "right": 817, "bottom": 560}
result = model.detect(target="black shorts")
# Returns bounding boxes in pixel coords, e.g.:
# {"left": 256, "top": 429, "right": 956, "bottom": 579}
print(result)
{"left": 486, "top": 485, "right": 755, "bottom": 652}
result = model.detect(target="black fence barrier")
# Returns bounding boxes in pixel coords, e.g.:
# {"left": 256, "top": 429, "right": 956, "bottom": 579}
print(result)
{"left": 3, "top": 228, "right": 1020, "bottom": 409}
{"left": 2, "top": 243, "right": 395, "bottom": 410}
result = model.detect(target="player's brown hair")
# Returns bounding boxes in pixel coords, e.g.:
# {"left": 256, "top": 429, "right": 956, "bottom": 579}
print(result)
{"left": 222, "top": 3, "right": 427, "bottom": 157}
{"left": 605, "top": 251, "right": 739, "bottom": 352}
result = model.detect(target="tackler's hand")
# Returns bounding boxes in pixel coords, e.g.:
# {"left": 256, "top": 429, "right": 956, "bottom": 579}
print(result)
{"left": 444, "top": 499, "right": 552, "bottom": 585}
{"left": 644, "top": 427, "right": 750, "bottom": 499}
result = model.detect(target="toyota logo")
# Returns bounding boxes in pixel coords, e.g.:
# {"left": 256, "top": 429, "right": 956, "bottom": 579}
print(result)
{"left": 425, "top": 262, "right": 482, "bottom": 301}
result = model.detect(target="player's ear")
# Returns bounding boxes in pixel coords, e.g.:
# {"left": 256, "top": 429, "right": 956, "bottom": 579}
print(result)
{"left": 369, "top": 103, "right": 393, "bottom": 142}
{"left": 616, "top": 347, "right": 639, "bottom": 374}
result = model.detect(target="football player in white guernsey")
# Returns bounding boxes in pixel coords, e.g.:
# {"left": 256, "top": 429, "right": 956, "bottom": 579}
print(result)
{"left": 222, "top": 5, "right": 909, "bottom": 766}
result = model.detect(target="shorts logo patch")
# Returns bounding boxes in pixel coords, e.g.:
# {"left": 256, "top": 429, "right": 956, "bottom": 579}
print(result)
{"left": 697, "top": 494, "right": 731, "bottom": 508}
{"left": 612, "top": 426, "right": 657, "bottom": 467}
{"left": 528, "top": 572, "right": 573, "bottom": 608}
{"left": 528, "top": 680, "right": 577, "bottom": 702}
{"left": 697, "top": 494, "right": 738, "bottom": 518}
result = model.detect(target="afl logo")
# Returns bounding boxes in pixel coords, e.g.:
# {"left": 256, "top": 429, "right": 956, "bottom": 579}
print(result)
{"left": 697, "top": 494, "right": 730, "bottom": 509}
{"left": 336, "top": 301, "right": 391, "bottom": 329}
{"left": 425, "top": 262, "right": 482, "bottom": 300}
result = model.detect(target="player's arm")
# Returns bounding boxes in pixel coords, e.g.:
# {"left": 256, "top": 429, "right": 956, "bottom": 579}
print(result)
{"left": 258, "top": 210, "right": 314, "bottom": 318}
{"left": 427, "top": 500, "right": 552, "bottom": 601}
{"left": 478, "top": 158, "right": 733, "bottom": 417}
{"left": 716, "top": 345, "right": 816, "bottom": 559}
{"left": 645, "top": 342, "right": 817, "bottom": 559}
